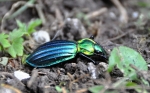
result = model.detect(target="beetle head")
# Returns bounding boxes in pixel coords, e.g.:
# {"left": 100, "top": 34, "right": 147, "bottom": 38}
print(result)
{"left": 77, "top": 38, "right": 108, "bottom": 61}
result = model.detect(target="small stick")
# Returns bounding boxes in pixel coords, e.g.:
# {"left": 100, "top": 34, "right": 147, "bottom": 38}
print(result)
{"left": 55, "top": 7, "right": 63, "bottom": 24}
{"left": 109, "top": 29, "right": 134, "bottom": 41}
{"left": 75, "top": 88, "right": 87, "bottom": 93}
{"left": 86, "top": 7, "right": 108, "bottom": 19}
{"left": 27, "top": 69, "right": 38, "bottom": 88}
{"left": 62, "top": 87, "right": 67, "bottom": 93}
{"left": 67, "top": 72, "right": 74, "bottom": 81}
{"left": 35, "top": 4, "right": 46, "bottom": 25}
{"left": 0, "top": 0, "right": 35, "bottom": 32}
{"left": 111, "top": 0, "right": 128, "bottom": 24}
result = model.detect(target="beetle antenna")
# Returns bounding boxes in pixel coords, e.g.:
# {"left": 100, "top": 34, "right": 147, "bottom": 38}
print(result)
{"left": 79, "top": 53, "right": 96, "bottom": 64}
{"left": 89, "top": 35, "right": 94, "bottom": 40}
{"left": 51, "top": 30, "right": 61, "bottom": 41}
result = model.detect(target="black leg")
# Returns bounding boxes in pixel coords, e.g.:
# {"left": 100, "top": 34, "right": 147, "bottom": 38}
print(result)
{"left": 79, "top": 53, "right": 96, "bottom": 64}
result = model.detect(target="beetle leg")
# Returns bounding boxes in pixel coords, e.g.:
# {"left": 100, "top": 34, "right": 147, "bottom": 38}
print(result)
{"left": 79, "top": 53, "right": 96, "bottom": 64}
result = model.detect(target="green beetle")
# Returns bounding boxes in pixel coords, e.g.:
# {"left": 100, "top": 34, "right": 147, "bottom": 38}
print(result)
{"left": 26, "top": 38, "right": 108, "bottom": 67}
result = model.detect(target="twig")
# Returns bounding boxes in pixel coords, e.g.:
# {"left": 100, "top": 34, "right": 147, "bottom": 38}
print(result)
{"left": 67, "top": 72, "right": 74, "bottom": 81}
{"left": 108, "top": 85, "right": 150, "bottom": 90}
{"left": 27, "top": 69, "right": 38, "bottom": 88}
{"left": 86, "top": 7, "right": 108, "bottom": 19}
{"left": 9, "top": 0, "right": 35, "bottom": 19}
{"left": 75, "top": 88, "right": 87, "bottom": 93}
{"left": 69, "top": 74, "right": 89, "bottom": 92}
{"left": 0, "top": 0, "right": 35, "bottom": 32}
{"left": 55, "top": 7, "right": 63, "bottom": 25}
{"left": 130, "top": 64, "right": 150, "bottom": 82}
{"left": 111, "top": 0, "right": 128, "bottom": 24}
{"left": 35, "top": 4, "right": 46, "bottom": 25}
{"left": 109, "top": 29, "right": 134, "bottom": 41}
{"left": 62, "top": 87, "right": 67, "bottom": 93}
{"left": 1, "top": 1, "right": 26, "bottom": 32}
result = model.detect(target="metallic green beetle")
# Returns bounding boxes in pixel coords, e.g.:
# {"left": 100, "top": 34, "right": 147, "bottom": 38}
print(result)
{"left": 26, "top": 38, "right": 108, "bottom": 67}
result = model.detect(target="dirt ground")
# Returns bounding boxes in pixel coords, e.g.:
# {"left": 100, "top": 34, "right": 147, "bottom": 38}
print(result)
{"left": 0, "top": 0, "right": 150, "bottom": 93}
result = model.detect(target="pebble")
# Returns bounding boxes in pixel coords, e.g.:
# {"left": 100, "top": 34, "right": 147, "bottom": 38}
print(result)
{"left": 132, "top": 11, "right": 139, "bottom": 19}
{"left": 33, "top": 30, "right": 50, "bottom": 44}
{"left": 63, "top": 18, "right": 87, "bottom": 40}
{"left": 14, "top": 70, "right": 30, "bottom": 81}
{"left": 109, "top": 12, "right": 117, "bottom": 19}
{"left": 77, "top": 62, "right": 88, "bottom": 72}
{"left": 88, "top": 62, "right": 97, "bottom": 79}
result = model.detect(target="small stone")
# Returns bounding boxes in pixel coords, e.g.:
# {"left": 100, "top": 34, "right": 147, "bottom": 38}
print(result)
{"left": 77, "top": 62, "right": 88, "bottom": 72}
{"left": 132, "top": 11, "right": 139, "bottom": 19}
{"left": 64, "top": 63, "right": 76, "bottom": 72}
{"left": 97, "top": 62, "right": 108, "bottom": 77}
{"left": 63, "top": 18, "right": 87, "bottom": 40}
{"left": 71, "top": 83, "right": 79, "bottom": 90}
{"left": 33, "top": 30, "right": 50, "bottom": 44}
{"left": 88, "top": 62, "right": 97, "bottom": 79}
{"left": 109, "top": 12, "right": 116, "bottom": 19}
{"left": 14, "top": 70, "right": 30, "bottom": 81}
{"left": 59, "top": 75, "right": 70, "bottom": 81}
{"left": 98, "top": 62, "right": 108, "bottom": 72}
{"left": 47, "top": 72, "right": 58, "bottom": 81}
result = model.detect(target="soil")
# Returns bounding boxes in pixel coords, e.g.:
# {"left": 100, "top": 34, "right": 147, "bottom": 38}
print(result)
{"left": 0, "top": 0, "right": 150, "bottom": 93}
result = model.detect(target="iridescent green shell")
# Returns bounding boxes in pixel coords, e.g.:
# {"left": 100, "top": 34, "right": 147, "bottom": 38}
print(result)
{"left": 26, "top": 38, "right": 108, "bottom": 67}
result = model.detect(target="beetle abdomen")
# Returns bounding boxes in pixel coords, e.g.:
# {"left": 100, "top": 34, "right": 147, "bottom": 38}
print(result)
{"left": 26, "top": 40, "right": 77, "bottom": 67}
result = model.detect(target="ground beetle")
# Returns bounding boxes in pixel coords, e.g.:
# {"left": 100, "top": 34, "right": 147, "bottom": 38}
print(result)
{"left": 26, "top": 37, "right": 108, "bottom": 67}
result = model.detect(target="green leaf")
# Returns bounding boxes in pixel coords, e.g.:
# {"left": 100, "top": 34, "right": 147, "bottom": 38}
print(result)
{"left": 9, "top": 29, "right": 27, "bottom": 41}
{"left": 0, "top": 57, "right": 9, "bottom": 66}
{"left": 0, "top": 19, "right": 42, "bottom": 58}
{"left": 55, "top": 86, "right": 62, "bottom": 92}
{"left": 7, "top": 45, "right": 16, "bottom": 58}
{"left": 0, "top": 46, "right": 2, "bottom": 51}
{"left": 22, "top": 55, "right": 29, "bottom": 64}
{"left": 16, "top": 20, "right": 27, "bottom": 33}
{"left": 135, "top": 88, "right": 148, "bottom": 93}
{"left": 107, "top": 48, "right": 120, "bottom": 72}
{"left": 0, "top": 33, "right": 11, "bottom": 48}
{"left": 12, "top": 38, "right": 24, "bottom": 56}
{"left": 89, "top": 85, "right": 118, "bottom": 93}
{"left": 7, "top": 38, "right": 24, "bottom": 57}
{"left": 125, "top": 82, "right": 137, "bottom": 87}
{"left": 107, "top": 46, "right": 148, "bottom": 80}
{"left": 89, "top": 85, "right": 104, "bottom": 93}
{"left": 141, "top": 78, "right": 149, "bottom": 86}
{"left": 27, "top": 19, "right": 42, "bottom": 34}
{"left": 119, "top": 46, "right": 148, "bottom": 70}
{"left": 76, "top": 12, "right": 86, "bottom": 19}
{"left": 137, "top": 2, "right": 150, "bottom": 8}
{"left": 16, "top": 20, "right": 26, "bottom": 28}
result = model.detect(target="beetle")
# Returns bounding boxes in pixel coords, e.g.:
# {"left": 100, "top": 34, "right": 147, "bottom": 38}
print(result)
{"left": 26, "top": 38, "right": 108, "bottom": 67}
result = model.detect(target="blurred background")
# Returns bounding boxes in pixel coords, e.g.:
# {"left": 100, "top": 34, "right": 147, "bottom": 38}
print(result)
{"left": 0, "top": 0, "right": 150, "bottom": 93}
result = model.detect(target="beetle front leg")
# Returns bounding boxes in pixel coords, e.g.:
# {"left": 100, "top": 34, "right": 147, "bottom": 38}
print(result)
{"left": 79, "top": 53, "right": 96, "bottom": 64}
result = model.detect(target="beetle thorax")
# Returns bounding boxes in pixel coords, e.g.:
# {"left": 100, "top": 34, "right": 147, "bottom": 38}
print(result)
{"left": 77, "top": 38, "right": 95, "bottom": 55}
